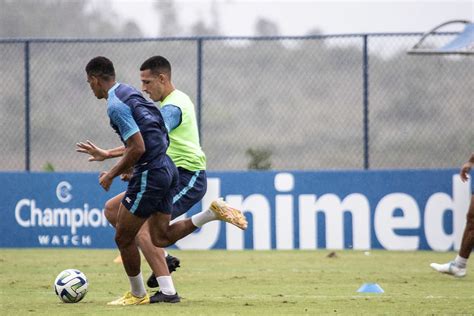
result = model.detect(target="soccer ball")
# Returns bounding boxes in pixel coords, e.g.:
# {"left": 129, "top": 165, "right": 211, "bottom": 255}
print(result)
{"left": 54, "top": 269, "right": 88, "bottom": 303}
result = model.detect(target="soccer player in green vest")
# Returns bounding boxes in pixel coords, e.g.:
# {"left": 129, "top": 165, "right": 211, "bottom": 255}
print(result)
{"left": 76, "top": 56, "right": 247, "bottom": 304}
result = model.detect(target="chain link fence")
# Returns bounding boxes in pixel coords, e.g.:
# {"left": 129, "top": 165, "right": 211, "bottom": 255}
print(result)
{"left": 1, "top": 33, "right": 472, "bottom": 172}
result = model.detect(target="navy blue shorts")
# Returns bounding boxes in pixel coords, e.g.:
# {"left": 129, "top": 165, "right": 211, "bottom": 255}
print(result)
{"left": 122, "top": 157, "right": 178, "bottom": 218}
{"left": 171, "top": 168, "right": 207, "bottom": 220}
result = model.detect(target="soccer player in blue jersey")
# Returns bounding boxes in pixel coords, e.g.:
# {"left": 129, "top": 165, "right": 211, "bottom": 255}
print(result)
{"left": 84, "top": 56, "right": 247, "bottom": 305}
{"left": 80, "top": 56, "right": 247, "bottom": 304}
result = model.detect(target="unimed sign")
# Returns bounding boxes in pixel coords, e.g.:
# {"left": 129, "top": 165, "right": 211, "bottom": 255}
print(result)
{"left": 0, "top": 170, "right": 470, "bottom": 250}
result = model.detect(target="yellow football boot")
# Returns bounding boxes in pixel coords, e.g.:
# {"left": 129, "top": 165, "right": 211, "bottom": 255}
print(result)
{"left": 210, "top": 198, "right": 248, "bottom": 230}
{"left": 107, "top": 291, "right": 149, "bottom": 306}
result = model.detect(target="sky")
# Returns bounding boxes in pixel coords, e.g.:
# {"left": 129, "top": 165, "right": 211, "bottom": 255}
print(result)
{"left": 103, "top": 0, "right": 474, "bottom": 37}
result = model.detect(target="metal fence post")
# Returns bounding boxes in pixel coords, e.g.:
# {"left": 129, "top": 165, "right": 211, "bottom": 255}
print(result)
{"left": 24, "top": 41, "right": 31, "bottom": 172}
{"left": 196, "top": 38, "right": 203, "bottom": 142}
{"left": 362, "top": 35, "right": 369, "bottom": 170}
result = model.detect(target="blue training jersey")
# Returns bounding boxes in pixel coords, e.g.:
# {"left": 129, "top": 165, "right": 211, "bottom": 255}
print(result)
{"left": 107, "top": 82, "right": 169, "bottom": 168}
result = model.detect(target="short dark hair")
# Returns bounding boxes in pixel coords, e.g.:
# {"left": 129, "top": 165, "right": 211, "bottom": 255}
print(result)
{"left": 85, "top": 56, "right": 115, "bottom": 80}
{"left": 140, "top": 56, "right": 171, "bottom": 77}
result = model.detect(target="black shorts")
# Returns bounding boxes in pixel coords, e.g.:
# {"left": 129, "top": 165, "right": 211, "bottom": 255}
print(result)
{"left": 171, "top": 168, "right": 207, "bottom": 220}
{"left": 122, "top": 157, "right": 178, "bottom": 218}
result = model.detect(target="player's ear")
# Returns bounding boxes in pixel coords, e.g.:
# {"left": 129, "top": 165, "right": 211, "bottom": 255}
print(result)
{"left": 95, "top": 76, "right": 106, "bottom": 88}
{"left": 89, "top": 75, "right": 98, "bottom": 85}
{"left": 158, "top": 73, "right": 167, "bottom": 83}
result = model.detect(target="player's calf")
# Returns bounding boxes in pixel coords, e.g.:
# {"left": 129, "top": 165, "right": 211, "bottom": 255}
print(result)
{"left": 147, "top": 254, "right": 181, "bottom": 288}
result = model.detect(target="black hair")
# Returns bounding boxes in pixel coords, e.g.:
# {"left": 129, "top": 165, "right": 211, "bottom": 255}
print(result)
{"left": 85, "top": 56, "right": 115, "bottom": 80}
{"left": 140, "top": 56, "right": 171, "bottom": 77}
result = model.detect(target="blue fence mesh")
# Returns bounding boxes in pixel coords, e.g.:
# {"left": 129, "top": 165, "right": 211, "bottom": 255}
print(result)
{"left": 1, "top": 33, "right": 472, "bottom": 171}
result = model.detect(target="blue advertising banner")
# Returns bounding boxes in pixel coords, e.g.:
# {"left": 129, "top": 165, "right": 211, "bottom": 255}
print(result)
{"left": 0, "top": 170, "right": 470, "bottom": 251}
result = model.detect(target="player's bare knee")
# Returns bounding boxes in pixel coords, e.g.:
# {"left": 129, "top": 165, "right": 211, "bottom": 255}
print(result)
{"left": 150, "top": 233, "right": 172, "bottom": 248}
{"left": 114, "top": 231, "right": 134, "bottom": 248}
{"left": 135, "top": 228, "right": 149, "bottom": 245}
{"left": 104, "top": 200, "right": 117, "bottom": 227}
{"left": 154, "top": 240, "right": 172, "bottom": 248}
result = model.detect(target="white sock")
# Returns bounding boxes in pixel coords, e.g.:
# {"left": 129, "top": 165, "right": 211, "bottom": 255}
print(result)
{"left": 129, "top": 272, "right": 147, "bottom": 297}
{"left": 454, "top": 255, "right": 468, "bottom": 268}
{"left": 191, "top": 208, "right": 217, "bottom": 227}
{"left": 156, "top": 276, "right": 176, "bottom": 295}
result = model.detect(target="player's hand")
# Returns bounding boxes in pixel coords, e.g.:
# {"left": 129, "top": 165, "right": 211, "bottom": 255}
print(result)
{"left": 460, "top": 162, "right": 472, "bottom": 182}
{"left": 76, "top": 140, "right": 108, "bottom": 162}
{"left": 120, "top": 168, "right": 133, "bottom": 182}
{"left": 99, "top": 171, "right": 113, "bottom": 191}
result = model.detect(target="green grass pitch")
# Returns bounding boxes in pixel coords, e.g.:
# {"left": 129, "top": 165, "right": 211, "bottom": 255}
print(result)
{"left": 0, "top": 249, "right": 472, "bottom": 315}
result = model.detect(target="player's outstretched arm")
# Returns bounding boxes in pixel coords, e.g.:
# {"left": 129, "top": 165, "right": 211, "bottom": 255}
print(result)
{"left": 99, "top": 133, "right": 145, "bottom": 191}
{"left": 76, "top": 140, "right": 125, "bottom": 161}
